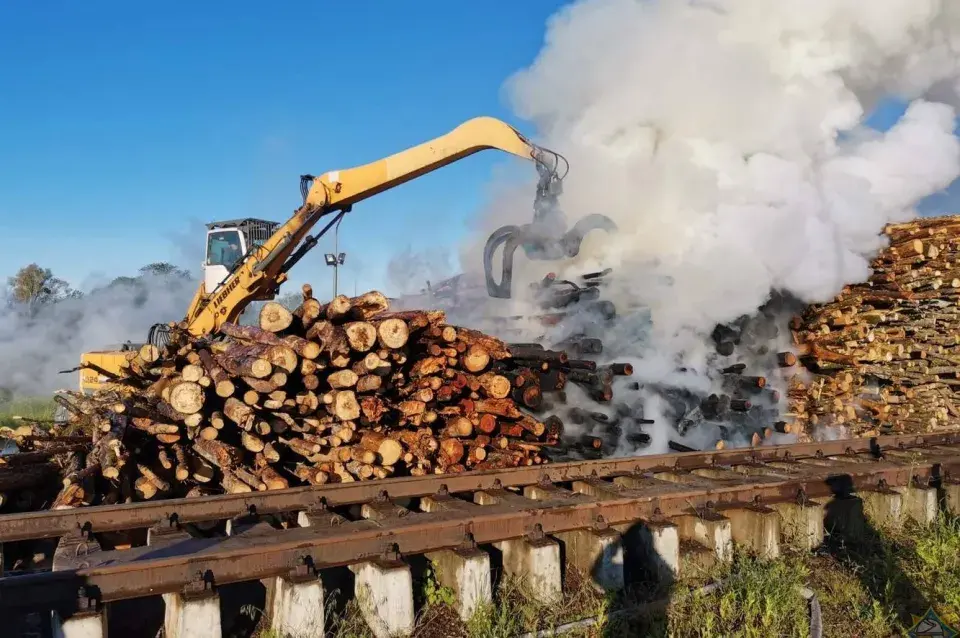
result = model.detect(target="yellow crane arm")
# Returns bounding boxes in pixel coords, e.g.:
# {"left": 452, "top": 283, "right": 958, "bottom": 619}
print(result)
{"left": 181, "top": 116, "right": 553, "bottom": 336}
{"left": 303, "top": 116, "right": 539, "bottom": 209}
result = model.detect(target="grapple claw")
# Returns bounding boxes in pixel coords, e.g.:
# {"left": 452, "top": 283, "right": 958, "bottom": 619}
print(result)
{"left": 483, "top": 215, "right": 617, "bottom": 298}
{"left": 482, "top": 149, "right": 617, "bottom": 298}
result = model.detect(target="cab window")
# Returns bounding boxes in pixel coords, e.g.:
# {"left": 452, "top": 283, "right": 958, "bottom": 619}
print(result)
{"left": 207, "top": 230, "right": 243, "bottom": 268}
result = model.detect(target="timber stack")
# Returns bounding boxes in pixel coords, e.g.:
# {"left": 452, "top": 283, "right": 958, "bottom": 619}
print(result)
{"left": 53, "top": 286, "right": 630, "bottom": 507}
{"left": 788, "top": 215, "right": 960, "bottom": 438}
{"left": 0, "top": 425, "right": 91, "bottom": 513}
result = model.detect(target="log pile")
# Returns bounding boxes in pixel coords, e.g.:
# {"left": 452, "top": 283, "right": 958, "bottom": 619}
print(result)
{"left": 0, "top": 424, "right": 90, "bottom": 513}
{"left": 53, "top": 287, "right": 631, "bottom": 506}
{"left": 788, "top": 215, "right": 960, "bottom": 437}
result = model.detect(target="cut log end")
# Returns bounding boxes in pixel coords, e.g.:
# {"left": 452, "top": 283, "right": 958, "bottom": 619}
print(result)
{"left": 259, "top": 302, "right": 294, "bottom": 333}
{"left": 168, "top": 381, "right": 204, "bottom": 415}
{"left": 377, "top": 318, "right": 410, "bottom": 349}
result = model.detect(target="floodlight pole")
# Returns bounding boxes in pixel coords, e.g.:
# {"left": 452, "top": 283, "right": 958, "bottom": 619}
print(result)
{"left": 332, "top": 216, "right": 344, "bottom": 297}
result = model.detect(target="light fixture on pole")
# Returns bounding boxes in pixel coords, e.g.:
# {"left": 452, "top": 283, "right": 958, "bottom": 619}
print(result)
{"left": 324, "top": 216, "right": 346, "bottom": 297}
{"left": 324, "top": 251, "right": 346, "bottom": 296}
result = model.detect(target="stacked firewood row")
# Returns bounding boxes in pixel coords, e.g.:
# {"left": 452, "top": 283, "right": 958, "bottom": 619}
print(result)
{"left": 788, "top": 215, "right": 960, "bottom": 437}
{"left": 53, "top": 287, "right": 631, "bottom": 507}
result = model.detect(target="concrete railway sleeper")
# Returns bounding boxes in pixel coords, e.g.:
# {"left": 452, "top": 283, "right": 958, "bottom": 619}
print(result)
{"left": 0, "top": 432, "right": 957, "bottom": 637}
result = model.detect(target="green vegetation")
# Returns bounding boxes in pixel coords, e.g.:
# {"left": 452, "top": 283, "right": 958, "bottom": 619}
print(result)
{"left": 0, "top": 395, "right": 55, "bottom": 430}
{"left": 663, "top": 553, "right": 811, "bottom": 638}
{"left": 421, "top": 566, "right": 458, "bottom": 608}
{"left": 809, "top": 513, "right": 960, "bottom": 635}
{"left": 328, "top": 598, "right": 376, "bottom": 638}
{"left": 6, "top": 263, "right": 78, "bottom": 307}
{"left": 278, "top": 514, "right": 960, "bottom": 638}
{"left": 911, "top": 516, "right": 960, "bottom": 622}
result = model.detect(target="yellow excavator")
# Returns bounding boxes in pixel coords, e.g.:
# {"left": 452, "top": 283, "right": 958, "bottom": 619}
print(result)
{"left": 76, "top": 116, "right": 617, "bottom": 394}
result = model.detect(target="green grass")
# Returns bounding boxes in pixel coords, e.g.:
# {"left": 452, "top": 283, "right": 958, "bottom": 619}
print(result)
{"left": 662, "top": 553, "right": 811, "bottom": 638}
{"left": 905, "top": 515, "right": 960, "bottom": 625}
{"left": 0, "top": 395, "right": 55, "bottom": 430}
{"left": 634, "top": 514, "right": 959, "bottom": 638}
{"left": 806, "top": 552, "right": 899, "bottom": 638}
{"left": 813, "top": 513, "right": 960, "bottom": 634}
{"left": 465, "top": 571, "right": 611, "bottom": 638}
{"left": 328, "top": 597, "right": 376, "bottom": 638}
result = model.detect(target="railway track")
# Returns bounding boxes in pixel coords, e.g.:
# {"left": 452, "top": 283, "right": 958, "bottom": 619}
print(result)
{"left": 1, "top": 431, "right": 958, "bottom": 637}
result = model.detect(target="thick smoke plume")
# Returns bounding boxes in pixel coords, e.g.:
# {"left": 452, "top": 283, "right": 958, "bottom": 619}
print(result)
{"left": 0, "top": 275, "right": 197, "bottom": 395}
{"left": 0, "top": 219, "right": 208, "bottom": 397}
{"left": 457, "top": 0, "right": 960, "bottom": 452}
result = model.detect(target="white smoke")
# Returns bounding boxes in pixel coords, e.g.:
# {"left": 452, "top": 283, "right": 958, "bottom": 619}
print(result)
{"left": 457, "top": 0, "right": 960, "bottom": 452}
{"left": 385, "top": 246, "right": 456, "bottom": 297}
{"left": 0, "top": 218, "right": 210, "bottom": 397}
{"left": 0, "top": 274, "right": 197, "bottom": 395}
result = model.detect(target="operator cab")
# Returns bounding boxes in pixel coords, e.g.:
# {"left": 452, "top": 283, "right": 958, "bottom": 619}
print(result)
{"left": 204, "top": 218, "right": 279, "bottom": 294}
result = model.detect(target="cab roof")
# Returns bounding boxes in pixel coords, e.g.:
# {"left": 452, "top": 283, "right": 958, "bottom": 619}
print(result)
{"left": 206, "top": 218, "right": 278, "bottom": 231}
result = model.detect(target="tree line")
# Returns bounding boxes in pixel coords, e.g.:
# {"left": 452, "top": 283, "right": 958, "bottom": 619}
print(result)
{"left": 6, "top": 262, "right": 192, "bottom": 309}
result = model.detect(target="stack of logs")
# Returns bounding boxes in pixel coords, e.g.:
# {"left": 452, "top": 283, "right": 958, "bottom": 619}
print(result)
{"left": 54, "top": 287, "right": 631, "bottom": 506}
{"left": 0, "top": 425, "right": 90, "bottom": 513}
{"left": 788, "top": 215, "right": 960, "bottom": 436}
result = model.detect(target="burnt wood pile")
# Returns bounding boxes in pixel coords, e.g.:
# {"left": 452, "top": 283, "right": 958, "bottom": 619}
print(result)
{"left": 788, "top": 215, "right": 960, "bottom": 437}
{"left": 629, "top": 356, "right": 797, "bottom": 452}
{"left": 52, "top": 287, "right": 632, "bottom": 506}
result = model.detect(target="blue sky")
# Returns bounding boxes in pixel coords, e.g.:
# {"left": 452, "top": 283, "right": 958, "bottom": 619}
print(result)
{"left": 0, "top": 1, "right": 567, "bottom": 295}
{"left": 1, "top": 2, "right": 959, "bottom": 298}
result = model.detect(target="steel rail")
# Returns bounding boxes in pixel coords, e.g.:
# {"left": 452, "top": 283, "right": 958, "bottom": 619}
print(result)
{"left": 0, "top": 444, "right": 957, "bottom": 608}
{"left": 0, "top": 431, "right": 955, "bottom": 544}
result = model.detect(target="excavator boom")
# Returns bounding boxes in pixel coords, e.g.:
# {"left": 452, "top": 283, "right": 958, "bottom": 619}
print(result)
{"left": 77, "top": 116, "right": 617, "bottom": 394}
{"left": 304, "top": 116, "right": 542, "bottom": 210}
{"left": 180, "top": 117, "right": 563, "bottom": 336}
